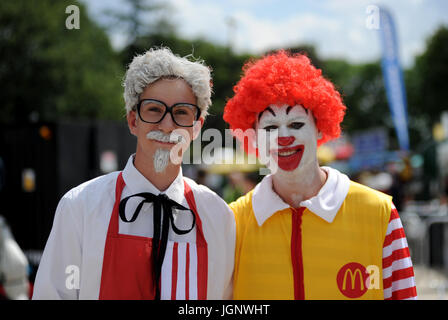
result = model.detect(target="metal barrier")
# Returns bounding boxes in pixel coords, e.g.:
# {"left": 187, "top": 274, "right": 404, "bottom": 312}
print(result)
{"left": 401, "top": 203, "right": 448, "bottom": 299}
{"left": 401, "top": 201, "right": 448, "bottom": 269}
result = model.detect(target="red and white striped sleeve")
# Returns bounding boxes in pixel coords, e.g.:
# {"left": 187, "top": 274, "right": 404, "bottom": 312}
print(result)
{"left": 382, "top": 203, "right": 417, "bottom": 300}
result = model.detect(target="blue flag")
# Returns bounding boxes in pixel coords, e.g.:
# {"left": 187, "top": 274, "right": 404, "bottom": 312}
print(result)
{"left": 379, "top": 7, "right": 410, "bottom": 151}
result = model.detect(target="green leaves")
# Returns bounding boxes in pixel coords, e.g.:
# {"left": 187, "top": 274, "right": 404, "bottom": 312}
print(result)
{"left": 0, "top": 0, "right": 124, "bottom": 123}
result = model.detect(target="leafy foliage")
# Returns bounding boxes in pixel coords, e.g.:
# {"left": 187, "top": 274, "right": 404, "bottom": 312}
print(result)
{"left": 409, "top": 26, "right": 448, "bottom": 129}
{"left": 0, "top": 0, "right": 124, "bottom": 123}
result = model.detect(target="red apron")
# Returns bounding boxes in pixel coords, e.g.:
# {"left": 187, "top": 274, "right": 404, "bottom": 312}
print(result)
{"left": 99, "top": 172, "right": 208, "bottom": 300}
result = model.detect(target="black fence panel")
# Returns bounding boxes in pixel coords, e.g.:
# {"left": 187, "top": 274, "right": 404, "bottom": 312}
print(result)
{"left": 0, "top": 123, "right": 58, "bottom": 250}
{"left": 0, "top": 120, "right": 136, "bottom": 252}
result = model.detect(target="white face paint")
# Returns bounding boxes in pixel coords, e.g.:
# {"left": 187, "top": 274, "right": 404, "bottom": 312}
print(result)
{"left": 256, "top": 104, "right": 321, "bottom": 175}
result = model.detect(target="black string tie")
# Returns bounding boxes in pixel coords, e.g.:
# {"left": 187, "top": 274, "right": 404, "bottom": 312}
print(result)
{"left": 118, "top": 192, "right": 196, "bottom": 300}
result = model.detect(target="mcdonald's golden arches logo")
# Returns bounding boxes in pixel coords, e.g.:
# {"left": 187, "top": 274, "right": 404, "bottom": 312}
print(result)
{"left": 336, "top": 262, "right": 380, "bottom": 298}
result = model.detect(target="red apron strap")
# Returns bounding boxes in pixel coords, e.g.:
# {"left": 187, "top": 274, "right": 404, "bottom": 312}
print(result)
{"left": 183, "top": 180, "right": 208, "bottom": 300}
{"left": 107, "top": 172, "right": 125, "bottom": 236}
{"left": 183, "top": 180, "right": 206, "bottom": 245}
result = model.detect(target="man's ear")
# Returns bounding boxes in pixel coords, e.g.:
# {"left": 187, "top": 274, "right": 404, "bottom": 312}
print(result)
{"left": 192, "top": 116, "right": 204, "bottom": 140}
{"left": 127, "top": 111, "right": 138, "bottom": 137}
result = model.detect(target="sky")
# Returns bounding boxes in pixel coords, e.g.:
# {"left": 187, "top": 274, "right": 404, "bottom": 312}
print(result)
{"left": 81, "top": 0, "right": 448, "bottom": 68}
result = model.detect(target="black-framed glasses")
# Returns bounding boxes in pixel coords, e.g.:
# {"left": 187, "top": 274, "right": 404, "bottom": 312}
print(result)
{"left": 136, "top": 99, "right": 201, "bottom": 127}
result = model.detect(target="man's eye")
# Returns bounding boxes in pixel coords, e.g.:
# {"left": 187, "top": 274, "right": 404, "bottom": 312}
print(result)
{"left": 289, "top": 122, "right": 304, "bottom": 130}
{"left": 263, "top": 125, "right": 278, "bottom": 131}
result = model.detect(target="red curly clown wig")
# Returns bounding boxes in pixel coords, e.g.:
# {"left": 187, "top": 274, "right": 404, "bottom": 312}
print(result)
{"left": 223, "top": 50, "right": 346, "bottom": 155}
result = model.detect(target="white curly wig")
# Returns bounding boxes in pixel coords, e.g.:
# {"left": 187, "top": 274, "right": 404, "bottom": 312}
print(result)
{"left": 123, "top": 47, "right": 212, "bottom": 117}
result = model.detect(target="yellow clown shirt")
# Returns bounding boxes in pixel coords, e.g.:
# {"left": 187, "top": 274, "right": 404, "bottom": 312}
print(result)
{"left": 229, "top": 167, "right": 417, "bottom": 300}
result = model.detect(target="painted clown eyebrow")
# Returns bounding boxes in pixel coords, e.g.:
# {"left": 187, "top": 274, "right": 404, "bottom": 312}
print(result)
{"left": 286, "top": 105, "right": 308, "bottom": 115}
{"left": 258, "top": 106, "right": 276, "bottom": 121}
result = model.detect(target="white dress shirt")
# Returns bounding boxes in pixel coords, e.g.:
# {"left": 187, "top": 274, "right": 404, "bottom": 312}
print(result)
{"left": 32, "top": 155, "right": 236, "bottom": 300}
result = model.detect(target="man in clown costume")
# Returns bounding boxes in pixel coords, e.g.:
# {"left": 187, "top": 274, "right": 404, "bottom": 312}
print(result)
{"left": 223, "top": 51, "right": 417, "bottom": 300}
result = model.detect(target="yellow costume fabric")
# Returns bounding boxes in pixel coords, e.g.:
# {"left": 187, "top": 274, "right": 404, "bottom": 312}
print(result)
{"left": 230, "top": 180, "right": 391, "bottom": 300}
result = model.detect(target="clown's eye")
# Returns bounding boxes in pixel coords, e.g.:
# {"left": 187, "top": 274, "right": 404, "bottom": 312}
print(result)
{"left": 289, "top": 122, "right": 304, "bottom": 130}
{"left": 263, "top": 125, "right": 278, "bottom": 131}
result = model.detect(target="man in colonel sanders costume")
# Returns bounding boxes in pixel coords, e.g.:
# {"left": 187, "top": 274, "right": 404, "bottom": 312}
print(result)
{"left": 223, "top": 51, "right": 417, "bottom": 300}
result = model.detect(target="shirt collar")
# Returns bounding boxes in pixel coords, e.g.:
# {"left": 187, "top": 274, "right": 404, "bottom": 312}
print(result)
{"left": 121, "top": 154, "right": 185, "bottom": 204}
{"left": 252, "top": 166, "right": 350, "bottom": 226}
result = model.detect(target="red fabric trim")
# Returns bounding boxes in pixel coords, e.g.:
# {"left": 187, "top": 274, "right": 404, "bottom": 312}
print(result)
{"left": 171, "top": 242, "right": 179, "bottom": 300}
{"left": 197, "top": 245, "right": 207, "bottom": 300}
{"left": 389, "top": 207, "right": 399, "bottom": 221}
{"left": 99, "top": 172, "right": 125, "bottom": 299}
{"left": 383, "top": 267, "right": 415, "bottom": 289}
{"left": 385, "top": 287, "right": 417, "bottom": 300}
{"left": 183, "top": 182, "right": 206, "bottom": 244}
{"left": 291, "top": 207, "right": 305, "bottom": 300}
{"left": 382, "top": 247, "right": 411, "bottom": 269}
{"left": 383, "top": 228, "right": 406, "bottom": 247}
{"left": 185, "top": 243, "right": 190, "bottom": 300}
{"left": 109, "top": 172, "right": 125, "bottom": 235}
{"left": 183, "top": 181, "right": 208, "bottom": 300}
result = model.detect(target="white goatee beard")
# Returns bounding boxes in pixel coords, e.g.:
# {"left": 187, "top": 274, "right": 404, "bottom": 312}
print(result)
{"left": 153, "top": 148, "right": 171, "bottom": 173}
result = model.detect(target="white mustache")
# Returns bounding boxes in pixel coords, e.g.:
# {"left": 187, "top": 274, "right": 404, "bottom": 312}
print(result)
{"left": 146, "top": 130, "right": 186, "bottom": 144}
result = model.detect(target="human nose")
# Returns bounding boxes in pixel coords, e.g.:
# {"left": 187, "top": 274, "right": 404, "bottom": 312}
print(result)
{"left": 278, "top": 136, "right": 295, "bottom": 146}
{"left": 158, "top": 111, "right": 176, "bottom": 132}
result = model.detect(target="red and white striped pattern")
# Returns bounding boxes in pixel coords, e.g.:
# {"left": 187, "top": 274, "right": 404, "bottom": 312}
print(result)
{"left": 160, "top": 241, "right": 201, "bottom": 300}
{"left": 382, "top": 204, "right": 417, "bottom": 300}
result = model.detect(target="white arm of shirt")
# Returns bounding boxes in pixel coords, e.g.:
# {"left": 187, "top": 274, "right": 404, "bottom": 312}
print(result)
{"left": 207, "top": 194, "right": 235, "bottom": 300}
{"left": 32, "top": 190, "right": 83, "bottom": 300}
{"left": 187, "top": 180, "right": 236, "bottom": 300}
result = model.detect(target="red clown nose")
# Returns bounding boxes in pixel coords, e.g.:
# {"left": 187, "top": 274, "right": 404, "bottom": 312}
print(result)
{"left": 278, "top": 136, "right": 295, "bottom": 146}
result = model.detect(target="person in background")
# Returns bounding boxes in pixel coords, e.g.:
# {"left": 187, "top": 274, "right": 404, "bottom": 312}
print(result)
{"left": 223, "top": 171, "right": 259, "bottom": 204}
{"left": 0, "top": 216, "right": 30, "bottom": 300}
{"left": 223, "top": 50, "right": 417, "bottom": 300}
{"left": 33, "top": 47, "right": 235, "bottom": 300}
{"left": 0, "top": 157, "right": 30, "bottom": 300}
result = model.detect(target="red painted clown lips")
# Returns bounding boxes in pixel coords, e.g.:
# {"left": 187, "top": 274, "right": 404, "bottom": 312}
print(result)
{"left": 273, "top": 137, "right": 304, "bottom": 171}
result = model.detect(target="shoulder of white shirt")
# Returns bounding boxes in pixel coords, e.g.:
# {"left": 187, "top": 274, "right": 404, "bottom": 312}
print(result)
{"left": 251, "top": 166, "right": 390, "bottom": 226}
{"left": 62, "top": 171, "right": 119, "bottom": 202}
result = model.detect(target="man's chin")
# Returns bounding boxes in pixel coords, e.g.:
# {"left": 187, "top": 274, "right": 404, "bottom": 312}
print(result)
{"left": 153, "top": 148, "right": 171, "bottom": 173}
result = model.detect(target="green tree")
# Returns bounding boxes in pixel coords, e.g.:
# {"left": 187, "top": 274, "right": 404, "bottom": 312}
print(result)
{"left": 322, "top": 59, "right": 401, "bottom": 145}
{"left": 103, "top": 0, "right": 174, "bottom": 46}
{"left": 0, "top": 0, "right": 124, "bottom": 123}
{"left": 408, "top": 26, "right": 448, "bottom": 136}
